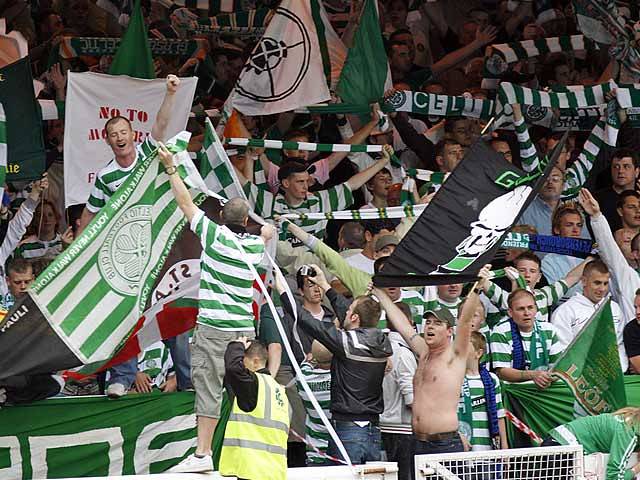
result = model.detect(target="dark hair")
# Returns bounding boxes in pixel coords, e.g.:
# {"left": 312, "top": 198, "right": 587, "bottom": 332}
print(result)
{"left": 389, "top": 28, "right": 412, "bottom": 43}
{"left": 283, "top": 129, "right": 311, "bottom": 143}
{"left": 361, "top": 219, "right": 399, "bottom": 236}
{"left": 612, "top": 149, "right": 639, "bottom": 168}
{"left": 245, "top": 340, "right": 268, "bottom": 363}
{"left": 277, "top": 161, "right": 307, "bottom": 182}
{"left": 352, "top": 296, "right": 382, "bottom": 328}
{"left": 435, "top": 139, "right": 461, "bottom": 158}
{"left": 296, "top": 265, "right": 317, "bottom": 290}
{"left": 507, "top": 288, "right": 536, "bottom": 308}
{"left": 513, "top": 251, "right": 541, "bottom": 268}
{"left": 366, "top": 168, "right": 392, "bottom": 191}
{"left": 339, "top": 222, "right": 365, "bottom": 249}
{"left": 6, "top": 258, "right": 33, "bottom": 277}
{"left": 583, "top": 259, "right": 609, "bottom": 277}
{"left": 386, "top": 40, "right": 408, "bottom": 56}
{"left": 616, "top": 190, "right": 640, "bottom": 210}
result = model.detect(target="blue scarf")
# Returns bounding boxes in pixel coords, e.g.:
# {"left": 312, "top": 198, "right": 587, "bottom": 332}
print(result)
{"left": 510, "top": 318, "right": 549, "bottom": 371}
{"left": 479, "top": 363, "right": 500, "bottom": 442}
{"left": 510, "top": 319, "right": 526, "bottom": 370}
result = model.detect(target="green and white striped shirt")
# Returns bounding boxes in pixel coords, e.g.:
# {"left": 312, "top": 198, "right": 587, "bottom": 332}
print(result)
{"left": 86, "top": 136, "right": 156, "bottom": 213}
{"left": 296, "top": 361, "right": 331, "bottom": 465}
{"left": 490, "top": 318, "right": 563, "bottom": 370}
{"left": 191, "top": 209, "right": 265, "bottom": 331}
{"left": 485, "top": 279, "right": 568, "bottom": 323}
{"left": 138, "top": 341, "right": 173, "bottom": 388}
{"left": 421, "top": 286, "right": 462, "bottom": 333}
{"left": 458, "top": 373, "right": 505, "bottom": 451}
{"left": 15, "top": 234, "right": 62, "bottom": 259}
{"left": 245, "top": 182, "right": 353, "bottom": 244}
{"left": 378, "top": 289, "right": 427, "bottom": 330}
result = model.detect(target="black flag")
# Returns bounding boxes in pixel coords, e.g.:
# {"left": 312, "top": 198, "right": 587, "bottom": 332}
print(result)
{"left": 373, "top": 135, "right": 565, "bottom": 287}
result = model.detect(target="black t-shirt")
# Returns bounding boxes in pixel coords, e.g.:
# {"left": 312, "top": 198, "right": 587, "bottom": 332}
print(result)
{"left": 623, "top": 320, "right": 640, "bottom": 371}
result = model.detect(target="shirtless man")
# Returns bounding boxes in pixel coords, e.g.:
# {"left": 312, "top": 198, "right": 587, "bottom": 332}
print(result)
{"left": 372, "top": 273, "right": 481, "bottom": 456}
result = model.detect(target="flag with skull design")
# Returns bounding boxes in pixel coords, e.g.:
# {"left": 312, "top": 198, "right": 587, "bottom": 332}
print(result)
{"left": 373, "top": 134, "right": 566, "bottom": 287}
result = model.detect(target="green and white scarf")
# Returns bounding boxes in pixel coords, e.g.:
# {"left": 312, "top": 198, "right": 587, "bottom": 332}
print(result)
{"left": 58, "top": 36, "right": 207, "bottom": 58}
{"left": 482, "top": 35, "right": 593, "bottom": 89}
{"left": 225, "top": 137, "right": 384, "bottom": 153}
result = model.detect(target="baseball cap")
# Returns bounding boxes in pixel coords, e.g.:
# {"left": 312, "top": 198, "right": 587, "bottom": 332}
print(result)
{"left": 423, "top": 306, "right": 456, "bottom": 327}
{"left": 374, "top": 234, "right": 399, "bottom": 252}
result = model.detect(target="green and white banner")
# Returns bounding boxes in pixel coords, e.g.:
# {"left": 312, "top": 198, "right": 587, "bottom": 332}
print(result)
{"left": 0, "top": 131, "right": 208, "bottom": 379}
{"left": 552, "top": 299, "right": 627, "bottom": 415}
{"left": 0, "top": 392, "right": 197, "bottom": 479}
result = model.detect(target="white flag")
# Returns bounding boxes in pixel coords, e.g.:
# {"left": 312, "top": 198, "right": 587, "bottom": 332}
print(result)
{"left": 63, "top": 72, "right": 197, "bottom": 207}
{"left": 233, "top": 0, "right": 333, "bottom": 116}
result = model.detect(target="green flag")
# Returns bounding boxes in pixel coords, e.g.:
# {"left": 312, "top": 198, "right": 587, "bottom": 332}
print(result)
{"left": 0, "top": 57, "right": 46, "bottom": 181}
{"left": 109, "top": 0, "right": 155, "bottom": 79}
{"left": 553, "top": 299, "right": 627, "bottom": 415}
{"left": 335, "top": 0, "right": 391, "bottom": 112}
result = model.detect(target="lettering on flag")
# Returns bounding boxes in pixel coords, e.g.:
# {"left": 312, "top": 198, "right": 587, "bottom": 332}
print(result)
{"left": 64, "top": 72, "right": 197, "bottom": 207}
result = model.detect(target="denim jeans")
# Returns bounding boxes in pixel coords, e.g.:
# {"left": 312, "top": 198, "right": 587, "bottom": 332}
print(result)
{"left": 107, "top": 331, "right": 193, "bottom": 390}
{"left": 327, "top": 420, "right": 382, "bottom": 465}
{"left": 382, "top": 432, "right": 414, "bottom": 480}
{"left": 413, "top": 435, "right": 464, "bottom": 479}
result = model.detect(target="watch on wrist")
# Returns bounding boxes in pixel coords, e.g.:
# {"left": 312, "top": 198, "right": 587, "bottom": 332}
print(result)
{"left": 165, "top": 165, "right": 178, "bottom": 175}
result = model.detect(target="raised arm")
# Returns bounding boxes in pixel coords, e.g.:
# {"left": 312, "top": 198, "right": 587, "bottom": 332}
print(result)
{"left": 285, "top": 221, "right": 371, "bottom": 297}
{"left": 157, "top": 143, "right": 198, "bottom": 222}
{"left": 563, "top": 257, "right": 593, "bottom": 287}
{"left": 0, "top": 175, "right": 48, "bottom": 264}
{"left": 512, "top": 103, "right": 540, "bottom": 173}
{"left": 372, "top": 285, "right": 428, "bottom": 357}
{"left": 578, "top": 189, "right": 631, "bottom": 278}
{"left": 452, "top": 282, "right": 481, "bottom": 359}
{"left": 151, "top": 75, "right": 180, "bottom": 142}
{"left": 347, "top": 144, "right": 392, "bottom": 190}
{"left": 430, "top": 26, "right": 497, "bottom": 77}
{"left": 325, "top": 105, "right": 382, "bottom": 171}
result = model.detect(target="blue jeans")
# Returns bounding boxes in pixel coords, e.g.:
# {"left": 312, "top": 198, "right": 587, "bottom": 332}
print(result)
{"left": 107, "top": 331, "right": 193, "bottom": 390}
{"left": 413, "top": 435, "right": 464, "bottom": 479}
{"left": 327, "top": 420, "right": 382, "bottom": 465}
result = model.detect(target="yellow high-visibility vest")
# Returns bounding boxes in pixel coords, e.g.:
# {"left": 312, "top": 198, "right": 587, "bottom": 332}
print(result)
{"left": 219, "top": 372, "right": 290, "bottom": 480}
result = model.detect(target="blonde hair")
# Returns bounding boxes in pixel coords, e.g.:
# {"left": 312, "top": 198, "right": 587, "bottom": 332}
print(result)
{"left": 613, "top": 407, "right": 640, "bottom": 428}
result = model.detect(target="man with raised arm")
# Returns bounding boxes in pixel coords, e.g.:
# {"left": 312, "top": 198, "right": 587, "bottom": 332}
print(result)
{"left": 78, "top": 75, "right": 182, "bottom": 233}
{"left": 579, "top": 188, "right": 640, "bottom": 323}
{"left": 372, "top": 274, "right": 482, "bottom": 458}
{"left": 157, "top": 143, "right": 275, "bottom": 473}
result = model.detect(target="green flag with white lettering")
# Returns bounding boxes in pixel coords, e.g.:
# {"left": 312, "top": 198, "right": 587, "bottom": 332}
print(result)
{"left": 553, "top": 299, "right": 627, "bottom": 415}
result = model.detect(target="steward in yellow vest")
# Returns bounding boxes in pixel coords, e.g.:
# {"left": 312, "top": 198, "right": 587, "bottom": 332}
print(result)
{"left": 219, "top": 337, "right": 290, "bottom": 480}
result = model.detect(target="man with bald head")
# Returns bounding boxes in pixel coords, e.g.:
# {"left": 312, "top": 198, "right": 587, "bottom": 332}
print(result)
{"left": 159, "top": 145, "right": 275, "bottom": 473}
